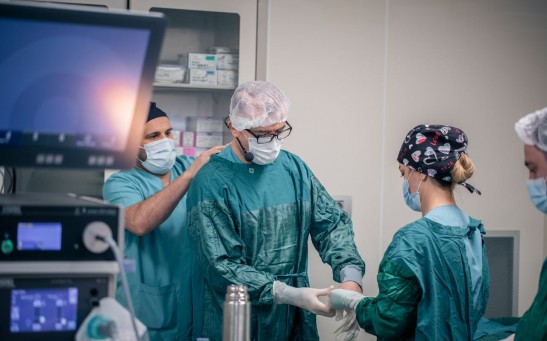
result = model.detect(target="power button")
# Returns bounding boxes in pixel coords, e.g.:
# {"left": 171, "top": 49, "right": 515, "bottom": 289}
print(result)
{"left": 1, "top": 239, "right": 14, "bottom": 254}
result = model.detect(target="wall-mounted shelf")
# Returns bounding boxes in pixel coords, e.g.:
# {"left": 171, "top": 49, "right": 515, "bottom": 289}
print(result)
{"left": 153, "top": 83, "right": 237, "bottom": 91}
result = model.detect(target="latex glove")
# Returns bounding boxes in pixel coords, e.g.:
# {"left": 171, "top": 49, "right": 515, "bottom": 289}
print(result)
{"left": 273, "top": 281, "right": 335, "bottom": 317}
{"left": 329, "top": 289, "right": 365, "bottom": 310}
{"left": 334, "top": 309, "right": 361, "bottom": 341}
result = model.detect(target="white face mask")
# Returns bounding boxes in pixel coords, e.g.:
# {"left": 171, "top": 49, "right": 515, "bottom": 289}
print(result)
{"left": 138, "top": 138, "right": 176, "bottom": 175}
{"left": 248, "top": 137, "right": 283, "bottom": 165}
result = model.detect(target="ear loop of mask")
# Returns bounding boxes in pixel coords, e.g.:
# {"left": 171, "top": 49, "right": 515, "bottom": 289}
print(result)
{"left": 406, "top": 170, "right": 424, "bottom": 194}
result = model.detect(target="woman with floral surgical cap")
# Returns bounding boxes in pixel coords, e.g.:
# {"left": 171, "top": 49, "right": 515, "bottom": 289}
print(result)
{"left": 329, "top": 124, "right": 489, "bottom": 341}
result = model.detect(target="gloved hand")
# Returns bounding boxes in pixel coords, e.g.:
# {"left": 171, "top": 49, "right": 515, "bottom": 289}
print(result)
{"left": 329, "top": 289, "right": 366, "bottom": 341}
{"left": 334, "top": 309, "right": 361, "bottom": 341}
{"left": 273, "top": 281, "right": 335, "bottom": 317}
{"left": 329, "top": 289, "right": 365, "bottom": 310}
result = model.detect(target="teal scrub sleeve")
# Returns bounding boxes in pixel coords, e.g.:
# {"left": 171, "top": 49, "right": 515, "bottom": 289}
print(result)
{"left": 355, "top": 259, "right": 422, "bottom": 340}
{"left": 102, "top": 173, "right": 145, "bottom": 208}
{"left": 188, "top": 200, "right": 276, "bottom": 305}
{"left": 308, "top": 175, "right": 365, "bottom": 282}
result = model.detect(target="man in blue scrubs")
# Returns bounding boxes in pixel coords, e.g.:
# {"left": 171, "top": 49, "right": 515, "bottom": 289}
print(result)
{"left": 102, "top": 102, "right": 223, "bottom": 341}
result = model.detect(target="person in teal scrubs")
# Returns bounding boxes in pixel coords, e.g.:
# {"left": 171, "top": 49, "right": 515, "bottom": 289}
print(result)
{"left": 511, "top": 107, "right": 547, "bottom": 341}
{"left": 102, "top": 102, "right": 224, "bottom": 341}
{"left": 330, "top": 124, "right": 489, "bottom": 340}
{"left": 186, "top": 81, "right": 366, "bottom": 340}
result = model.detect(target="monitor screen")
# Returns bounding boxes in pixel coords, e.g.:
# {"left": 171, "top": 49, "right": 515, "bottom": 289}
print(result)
{"left": 10, "top": 287, "right": 78, "bottom": 333}
{"left": 0, "top": 1, "right": 165, "bottom": 169}
{"left": 17, "top": 222, "right": 62, "bottom": 251}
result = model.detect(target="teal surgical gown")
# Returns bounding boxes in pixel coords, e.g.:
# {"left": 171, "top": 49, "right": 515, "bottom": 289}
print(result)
{"left": 355, "top": 208, "right": 489, "bottom": 340}
{"left": 102, "top": 156, "right": 201, "bottom": 341}
{"left": 515, "top": 257, "right": 546, "bottom": 340}
{"left": 186, "top": 149, "right": 365, "bottom": 341}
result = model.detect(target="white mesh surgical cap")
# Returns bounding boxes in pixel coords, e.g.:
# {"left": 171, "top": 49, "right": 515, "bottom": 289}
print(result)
{"left": 228, "top": 81, "right": 290, "bottom": 131}
{"left": 515, "top": 106, "right": 547, "bottom": 152}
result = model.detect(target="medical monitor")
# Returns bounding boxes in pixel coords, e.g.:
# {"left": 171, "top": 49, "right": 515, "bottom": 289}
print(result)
{"left": 0, "top": 1, "right": 165, "bottom": 169}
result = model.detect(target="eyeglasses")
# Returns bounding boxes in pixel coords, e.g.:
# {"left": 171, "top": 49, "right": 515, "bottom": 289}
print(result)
{"left": 224, "top": 116, "right": 293, "bottom": 144}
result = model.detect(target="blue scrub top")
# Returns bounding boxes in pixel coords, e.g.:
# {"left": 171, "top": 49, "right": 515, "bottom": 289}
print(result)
{"left": 425, "top": 205, "right": 483, "bottom": 307}
{"left": 102, "top": 155, "right": 200, "bottom": 341}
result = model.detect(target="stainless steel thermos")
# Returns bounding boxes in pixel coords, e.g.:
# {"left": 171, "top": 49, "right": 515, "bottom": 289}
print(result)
{"left": 222, "top": 284, "right": 251, "bottom": 341}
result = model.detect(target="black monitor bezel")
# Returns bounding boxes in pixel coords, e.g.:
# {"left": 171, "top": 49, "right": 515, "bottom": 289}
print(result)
{"left": 0, "top": 1, "right": 165, "bottom": 170}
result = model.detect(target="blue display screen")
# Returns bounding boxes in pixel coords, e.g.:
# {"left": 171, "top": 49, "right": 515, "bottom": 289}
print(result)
{"left": 0, "top": 17, "right": 150, "bottom": 152}
{"left": 10, "top": 287, "right": 78, "bottom": 333}
{"left": 17, "top": 222, "right": 62, "bottom": 251}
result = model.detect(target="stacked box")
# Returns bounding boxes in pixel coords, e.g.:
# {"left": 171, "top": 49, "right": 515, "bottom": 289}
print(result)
{"left": 171, "top": 130, "right": 182, "bottom": 146}
{"left": 155, "top": 65, "right": 186, "bottom": 84}
{"left": 216, "top": 54, "right": 239, "bottom": 70}
{"left": 187, "top": 69, "right": 217, "bottom": 86}
{"left": 195, "top": 132, "right": 223, "bottom": 148}
{"left": 186, "top": 116, "right": 224, "bottom": 133}
{"left": 179, "top": 53, "right": 217, "bottom": 70}
{"left": 180, "top": 131, "right": 223, "bottom": 148}
{"left": 218, "top": 70, "right": 238, "bottom": 87}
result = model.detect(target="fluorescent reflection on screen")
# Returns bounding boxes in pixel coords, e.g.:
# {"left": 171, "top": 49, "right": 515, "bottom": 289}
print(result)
{"left": 0, "top": 18, "right": 150, "bottom": 151}
{"left": 17, "top": 222, "right": 62, "bottom": 251}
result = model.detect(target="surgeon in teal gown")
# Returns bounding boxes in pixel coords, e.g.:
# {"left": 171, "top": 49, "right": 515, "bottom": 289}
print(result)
{"left": 102, "top": 102, "right": 224, "bottom": 341}
{"left": 186, "top": 81, "right": 366, "bottom": 340}
{"left": 330, "top": 124, "right": 489, "bottom": 340}
{"left": 512, "top": 108, "right": 547, "bottom": 341}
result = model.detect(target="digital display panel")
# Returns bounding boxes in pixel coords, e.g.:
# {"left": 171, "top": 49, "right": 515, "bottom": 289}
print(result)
{"left": 0, "top": 18, "right": 149, "bottom": 152}
{"left": 17, "top": 222, "right": 62, "bottom": 251}
{"left": 10, "top": 288, "right": 78, "bottom": 333}
{"left": 0, "top": 1, "right": 165, "bottom": 169}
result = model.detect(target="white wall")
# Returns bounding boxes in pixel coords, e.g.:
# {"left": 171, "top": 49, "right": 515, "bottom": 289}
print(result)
{"left": 263, "top": 0, "right": 547, "bottom": 339}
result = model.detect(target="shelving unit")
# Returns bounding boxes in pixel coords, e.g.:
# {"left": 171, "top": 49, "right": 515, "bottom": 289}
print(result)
{"left": 130, "top": 0, "right": 258, "bottom": 134}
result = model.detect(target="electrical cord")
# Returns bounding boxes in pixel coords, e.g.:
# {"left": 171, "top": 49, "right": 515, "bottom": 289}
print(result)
{"left": 95, "top": 234, "right": 140, "bottom": 341}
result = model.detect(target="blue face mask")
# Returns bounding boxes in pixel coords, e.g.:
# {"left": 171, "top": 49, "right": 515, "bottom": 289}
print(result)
{"left": 527, "top": 177, "right": 547, "bottom": 214}
{"left": 403, "top": 170, "right": 423, "bottom": 212}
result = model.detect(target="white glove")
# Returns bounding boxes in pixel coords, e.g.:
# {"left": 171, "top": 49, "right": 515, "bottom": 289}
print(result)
{"left": 334, "top": 309, "right": 361, "bottom": 341}
{"left": 329, "top": 289, "right": 366, "bottom": 341}
{"left": 273, "top": 281, "right": 335, "bottom": 317}
{"left": 329, "top": 289, "right": 365, "bottom": 310}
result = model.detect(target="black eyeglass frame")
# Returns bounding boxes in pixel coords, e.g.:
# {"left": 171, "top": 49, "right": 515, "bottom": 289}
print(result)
{"left": 224, "top": 116, "right": 293, "bottom": 144}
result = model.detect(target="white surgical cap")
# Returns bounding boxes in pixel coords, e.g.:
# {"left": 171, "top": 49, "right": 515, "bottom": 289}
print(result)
{"left": 229, "top": 81, "right": 290, "bottom": 131}
{"left": 515, "top": 106, "right": 547, "bottom": 152}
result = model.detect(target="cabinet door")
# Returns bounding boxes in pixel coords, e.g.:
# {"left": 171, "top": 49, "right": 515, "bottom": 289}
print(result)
{"left": 10, "top": 0, "right": 127, "bottom": 9}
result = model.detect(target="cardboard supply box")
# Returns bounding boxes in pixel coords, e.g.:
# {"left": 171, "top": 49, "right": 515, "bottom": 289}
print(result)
{"left": 187, "top": 69, "right": 217, "bottom": 86}
{"left": 171, "top": 130, "right": 182, "bottom": 146}
{"left": 155, "top": 65, "right": 186, "bottom": 83}
{"left": 179, "top": 53, "right": 217, "bottom": 70}
{"left": 218, "top": 70, "right": 238, "bottom": 87}
{"left": 216, "top": 54, "right": 239, "bottom": 70}
{"left": 186, "top": 116, "right": 224, "bottom": 133}
{"left": 195, "top": 132, "right": 223, "bottom": 148}
{"left": 180, "top": 131, "right": 195, "bottom": 147}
